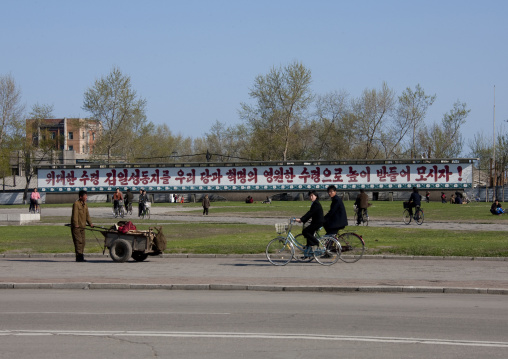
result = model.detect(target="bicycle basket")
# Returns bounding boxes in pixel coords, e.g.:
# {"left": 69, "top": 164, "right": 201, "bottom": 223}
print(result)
{"left": 145, "top": 202, "right": 151, "bottom": 208}
{"left": 275, "top": 223, "right": 288, "bottom": 234}
{"left": 403, "top": 201, "right": 410, "bottom": 209}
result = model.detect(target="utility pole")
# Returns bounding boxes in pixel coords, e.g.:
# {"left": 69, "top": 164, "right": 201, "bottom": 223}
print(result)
{"left": 493, "top": 85, "right": 496, "bottom": 201}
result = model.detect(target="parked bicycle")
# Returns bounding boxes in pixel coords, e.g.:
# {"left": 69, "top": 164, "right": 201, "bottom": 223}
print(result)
{"left": 402, "top": 202, "right": 424, "bottom": 225}
{"left": 266, "top": 218, "right": 341, "bottom": 266}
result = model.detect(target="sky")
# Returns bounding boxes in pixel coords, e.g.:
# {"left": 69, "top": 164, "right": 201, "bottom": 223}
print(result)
{"left": 2, "top": 0, "right": 507, "bottom": 156}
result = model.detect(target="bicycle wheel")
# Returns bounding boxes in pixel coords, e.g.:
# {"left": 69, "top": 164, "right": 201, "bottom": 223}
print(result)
{"left": 120, "top": 206, "right": 125, "bottom": 218}
{"left": 403, "top": 209, "right": 411, "bottom": 225}
{"left": 114, "top": 207, "right": 119, "bottom": 218}
{"left": 415, "top": 209, "right": 424, "bottom": 225}
{"left": 337, "top": 232, "right": 365, "bottom": 263}
{"left": 146, "top": 208, "right": 150, "bottom": 219}
{"left": 292, "top": 234, "right": 314, "bottom": 263}
{"left": 266, "top": 237, "right": 294, "bottom": 266}
{"left": 363, "top": 210, "right": 369, "bottom": 226}
{"left": 313, "top": 236, "right": 341, "bottom": 266}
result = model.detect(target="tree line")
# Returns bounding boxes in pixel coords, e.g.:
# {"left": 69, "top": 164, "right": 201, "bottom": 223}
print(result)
{"left": 0, "top": 62, "right": 495, "bottom": 183}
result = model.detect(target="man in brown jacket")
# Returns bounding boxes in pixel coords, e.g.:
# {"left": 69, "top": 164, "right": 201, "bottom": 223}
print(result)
{"left": 355, "top": 189, "right": 369, "bottom": 225}
{"left": 71, "top": 190, "right": 94, "bottom": 262}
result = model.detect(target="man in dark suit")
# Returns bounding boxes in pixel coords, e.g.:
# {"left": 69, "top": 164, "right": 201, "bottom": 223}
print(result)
{"left": 324, "top": 185, "right": 348, "bottom": 235}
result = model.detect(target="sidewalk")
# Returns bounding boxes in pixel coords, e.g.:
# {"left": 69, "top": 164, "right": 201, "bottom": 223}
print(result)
{"left": 1, "top": 254, "right": 507, "bottom": 294}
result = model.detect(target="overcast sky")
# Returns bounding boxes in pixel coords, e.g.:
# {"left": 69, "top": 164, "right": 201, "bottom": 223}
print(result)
{"left": 2, "top": 0, "right": 507, "bottom": 155}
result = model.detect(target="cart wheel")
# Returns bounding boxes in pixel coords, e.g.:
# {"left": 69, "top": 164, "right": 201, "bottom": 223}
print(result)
{"left": 132, "top": 252, "right": 149, "bottom": 262}
{"left": 109, "top": 239, "right": 132, "bottom": 262}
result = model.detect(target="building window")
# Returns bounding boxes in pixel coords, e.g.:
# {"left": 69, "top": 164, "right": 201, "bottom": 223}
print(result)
{"left": 92, "top": 133, "right": 95, "bottom": 141}
{"left": 51, "top": 132, "right": 56, "bottom": 140}
{"left": 68, "top": 145, "right": 73, "bottom": 151}
{"left": 82, "top": 132, "right": 85, "bottom": 139}
{"left": 68, "top": 132, "right": 73, "bottom": 140}
{"left": 82, "top": 145, "right": 85, "bottom": 153}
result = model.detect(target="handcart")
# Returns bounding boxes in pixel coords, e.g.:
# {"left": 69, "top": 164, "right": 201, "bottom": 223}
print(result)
{"left": 68, "top": 223, "right": 167, "bottom": 263}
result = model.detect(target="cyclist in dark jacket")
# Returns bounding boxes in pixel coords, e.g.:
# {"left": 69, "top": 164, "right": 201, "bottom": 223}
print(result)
{"left": 295, "top": 190, "right": 324, "bottom": 247}
{"left": 124, "top": 189, "right": 133, "bottom": 211}
{"left": 408, "top": 187, "right": 422, "bottom": 217}
{"left": 323, "top": 185, "right": 348, "bottom": 235}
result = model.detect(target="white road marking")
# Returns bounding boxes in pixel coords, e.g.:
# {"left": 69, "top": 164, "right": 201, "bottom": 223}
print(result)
{"left": 0, "top": 311, "right": 230, "bottom": 315}
{"left": 0, "top": 330, "right": 506, "bottom": 348}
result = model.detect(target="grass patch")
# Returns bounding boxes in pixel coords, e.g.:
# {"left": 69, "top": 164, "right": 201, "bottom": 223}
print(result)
{"left": 1, "top": 223, "right": 507, "bottom": 257}
{"left": 1, "top": 200, "right": 508, "bottom": 256}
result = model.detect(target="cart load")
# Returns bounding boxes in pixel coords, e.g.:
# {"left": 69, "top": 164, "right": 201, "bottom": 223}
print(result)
{"left": 100, "top": 221, "right": 166, "bottom": 262}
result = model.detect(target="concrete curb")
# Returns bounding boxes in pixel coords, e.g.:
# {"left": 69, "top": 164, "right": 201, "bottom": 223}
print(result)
{"left": 0, "top": 282, "right": 506, "bottom": 294}
{"left": 0, "top": 253, "right": 507, "bottom": 261}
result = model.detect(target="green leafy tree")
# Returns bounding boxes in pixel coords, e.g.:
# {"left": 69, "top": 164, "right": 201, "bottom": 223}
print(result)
{"left": 0, "top": 74, "right": 25, "bottom": 179}
{"left": 239, "top": 61, "right": 313, "bottom": 161}
{"left": 397, "top": 84, "right": 436, "bottom": 158}
{"left": 419, "top": 101, "right": 470, "bottom": 158}
{"left": 352, "top": 82, "right": 396, "bottom": 159}
{"left": 82, "top": 67, "right": 147, "bottom": 163}
{"left": 312, "top": 90, "right": 352, "bottom": 160}
{"left": 22, "top": 103, "right": 55, "bottom": 202}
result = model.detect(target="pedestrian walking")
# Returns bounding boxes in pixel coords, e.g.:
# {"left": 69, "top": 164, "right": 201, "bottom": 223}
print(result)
{"left": 202, "top": 194, "right": 210, "bottom": 215}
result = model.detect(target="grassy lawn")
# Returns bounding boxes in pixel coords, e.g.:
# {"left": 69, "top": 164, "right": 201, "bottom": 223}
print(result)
{"left": 1, "top": 200, "right": 507, "bottom": 257}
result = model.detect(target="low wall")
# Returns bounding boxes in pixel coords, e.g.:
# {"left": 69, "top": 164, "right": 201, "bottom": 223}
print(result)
{"left": 0, "top": 189, "right": 478, "bottom": 205}
{"left": 0, "top": 213, "right": 40, "bottom": 224}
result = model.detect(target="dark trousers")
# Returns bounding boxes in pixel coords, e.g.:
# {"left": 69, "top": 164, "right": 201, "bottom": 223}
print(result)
{"left": 71, "top": 227, "right": 86, "bottom": 255}
{"left": 302, "top": 224, "right": 321, "bottom": 246}
{"left": 357, "top": 208, "right": 366, "bottom": 224}
{"left": 138, "top": 203, "right": 144, "bottom": 217}
{"left": 408, "top": 204, "right": 419, "bottom": 217}
{"left": 203, "top": 207, "right": 209, "bottom": 215}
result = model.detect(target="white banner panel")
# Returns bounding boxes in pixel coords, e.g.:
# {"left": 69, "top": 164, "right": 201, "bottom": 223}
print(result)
{"left": 37, "top": 163, "right": 473, "bottom": 192}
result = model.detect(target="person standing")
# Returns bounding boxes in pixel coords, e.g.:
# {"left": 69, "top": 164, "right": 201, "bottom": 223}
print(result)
{"left": 112, "top": 188, "right": 123, "bottom": 213}
{"left": 30, "top": 188, "right": 41, "bottom": 213}
{"left": 354, "top": 189, "right": 369, "bottom": 225}
{"left": 138, "top": 189, "right": 145, "bottom": 217}
{"left": 124, "top": 188, "right": 133, "bottom": 212}
{"left": 202, "top": 194, "right": 210, "bottom": 215}
{"left": 295, "top": 190, "right": 324, "bottom": 248}
{"left": 323, "top": 185, "right": 348, "bottom": 235}
{"left": 71, "top": 190, "right": 93, "bottom": 262}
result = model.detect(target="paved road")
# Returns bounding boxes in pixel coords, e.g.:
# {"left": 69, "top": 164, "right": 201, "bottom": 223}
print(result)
{"left": 1, "top": 290, "right": 507, "bottom": 358}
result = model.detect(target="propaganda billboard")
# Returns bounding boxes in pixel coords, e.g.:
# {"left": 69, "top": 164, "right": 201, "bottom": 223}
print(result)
{"left": 37, "top": 162, "right": 473, "bottom": 193}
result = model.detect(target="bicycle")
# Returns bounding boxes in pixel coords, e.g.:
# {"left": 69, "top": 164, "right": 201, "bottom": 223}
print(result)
{"left": 29, "top": 199, "right": 42, "bottom": 214}
{"left": 266, "top": 218, "right": 341, "bottom": 266}
{"left": 140, "top": 202, "right": 151, "bottom": 219}
{"left": 125, "top": 201, "right": 133, "bottom": 215}
{"left": 113, "top": 203, "right": 125, "bottom": 218}
{"left": 353, "top": 205, "right": 369, "bottom": 226}
{"left": 314, "top": 228, "right": 365, "bottom": 263}
{"left": 402, "top": 202, "right": 424, "bottom": 225}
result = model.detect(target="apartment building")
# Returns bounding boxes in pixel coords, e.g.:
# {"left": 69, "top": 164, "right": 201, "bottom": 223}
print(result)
{"left": 26, "top": 118, "right": 101, "bottom": 155}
